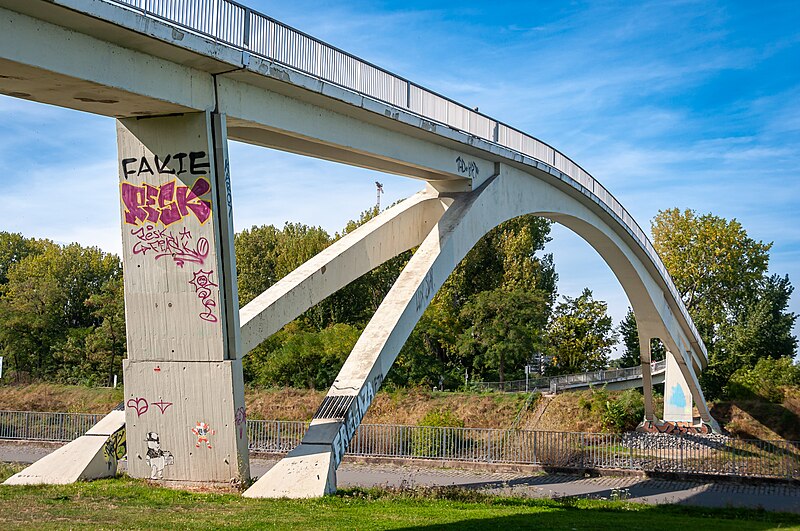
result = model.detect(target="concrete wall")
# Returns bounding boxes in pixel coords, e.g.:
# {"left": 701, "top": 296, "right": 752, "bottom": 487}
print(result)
{"left": 117, "top": 112, "right": 248, "bottom": 484}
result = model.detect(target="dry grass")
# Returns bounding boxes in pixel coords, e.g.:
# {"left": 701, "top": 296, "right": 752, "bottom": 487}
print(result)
{"left": 4, "top": 383, "right": 800, "bottom": 442}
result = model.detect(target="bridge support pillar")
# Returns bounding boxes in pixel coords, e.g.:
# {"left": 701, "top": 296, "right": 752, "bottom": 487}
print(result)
{"left": 117, "top": 111, "right": 249, "bottom": 485}
{"left": 663, "top": 351, "right": 694, "bottom": 423}
{"left": 639, "top": 337, "right": 656, "bottom": 422}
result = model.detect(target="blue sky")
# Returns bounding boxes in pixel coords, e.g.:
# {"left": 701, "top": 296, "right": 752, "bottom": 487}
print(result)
{"left": 1, "top": 0, "right": 798, "bottom": 354}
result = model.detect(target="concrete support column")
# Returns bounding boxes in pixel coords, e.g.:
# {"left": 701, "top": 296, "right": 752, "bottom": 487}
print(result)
{"left": 663, "top": 350, "right": 694, "bottom": 424}
{"left": 639, "top": 336, "right": 655, "bottom": 422}
{"left": 117, "top": 112, "right": 249, "bottom": 485}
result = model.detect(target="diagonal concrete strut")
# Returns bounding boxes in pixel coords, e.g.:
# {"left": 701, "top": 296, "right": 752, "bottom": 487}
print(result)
{"left": 243, "top": 178, "right": 496, "bottom": 498}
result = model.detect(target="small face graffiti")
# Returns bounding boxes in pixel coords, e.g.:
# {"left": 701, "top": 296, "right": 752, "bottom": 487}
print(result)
{"left": 191, "top": 421, "right": 215, "bottom": 449}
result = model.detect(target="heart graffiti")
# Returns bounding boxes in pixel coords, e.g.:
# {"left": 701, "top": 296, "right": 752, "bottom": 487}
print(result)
{"left": 126, "top": 397, "right": 149, "bottom": 417}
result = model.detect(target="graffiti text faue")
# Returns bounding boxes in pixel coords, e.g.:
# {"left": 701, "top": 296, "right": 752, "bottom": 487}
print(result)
{"left": 121, "top": 177, "right": 212, "bottom": 226}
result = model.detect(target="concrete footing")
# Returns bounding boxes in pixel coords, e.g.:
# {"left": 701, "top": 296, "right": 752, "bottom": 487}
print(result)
{"left": 3, "top": 410, "right": 125, "bottom": 485}
{"left": 243, "top": 443, "right": 335, "bottom": 498}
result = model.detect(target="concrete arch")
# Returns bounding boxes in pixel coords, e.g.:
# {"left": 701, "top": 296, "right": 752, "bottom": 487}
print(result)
{"left": 243, "top": 163, "right": 717, "bottom": 498}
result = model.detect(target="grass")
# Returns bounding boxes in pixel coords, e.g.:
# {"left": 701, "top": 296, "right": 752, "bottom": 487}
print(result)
{"left": 0, "top": 465, "right": 799, "bottom": 530}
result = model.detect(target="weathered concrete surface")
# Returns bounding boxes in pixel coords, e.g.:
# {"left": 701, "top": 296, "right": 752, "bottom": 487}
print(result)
{"left": 252, "top": 164, "right": 719, "bottom": 497}
{"left": 242, "top": 443, "right": 336, "bottom": 499}
{"left": 118, "top": 111, "right": 248, "bottom": 485}
{"left": 3, "top": 411, "right": 124, "bottom": 485}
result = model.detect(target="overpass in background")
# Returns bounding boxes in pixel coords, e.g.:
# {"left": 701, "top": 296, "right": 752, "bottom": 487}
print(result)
{"left": 474, "top": 359, "right": 668, "bottom": 394}
{"left": 0, "top": 0, "right": 719, "bottom": 497}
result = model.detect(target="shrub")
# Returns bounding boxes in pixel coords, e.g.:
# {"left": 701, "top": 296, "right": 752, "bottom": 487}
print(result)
{"left": 727, "top": 357, "right": 800, "bottom": 402}
{"left": 411, "top": 408, "right": 465, "bottom": 458}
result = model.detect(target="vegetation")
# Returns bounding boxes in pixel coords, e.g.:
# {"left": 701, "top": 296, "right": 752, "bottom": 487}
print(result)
{"left": 1, "top": 205, "right": 796, "bottom": 404}
{"left": 0, "top": 467, "right": 797, "bottom": 530}
{"left": 0, "top": 234, "right": 122, "bottom": 386}
{"left": 651, "top": 208, "right": 798, "bottom": 400}
{"left": 545, "top": 289, "right": 617, "bottom": 374}
{"left": 616, "top": 308, "right": 665, "bottom": 367}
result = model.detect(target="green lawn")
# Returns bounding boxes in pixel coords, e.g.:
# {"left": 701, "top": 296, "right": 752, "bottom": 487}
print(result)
{"left": 0, "top": 464, "right": 798, "bottom": 530}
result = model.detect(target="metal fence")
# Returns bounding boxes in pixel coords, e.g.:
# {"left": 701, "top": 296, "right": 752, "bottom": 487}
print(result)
{"left": 0, "top": 410, "right": 103, "bottom": 442}
{"left": 2, "top": 410, "right": 799, "bottom": 480}
{"left": 473, "top": 360, "right": 667, "bottom": 393}
{"left": 103, "top": 0, "right": 704, "bottom": 360}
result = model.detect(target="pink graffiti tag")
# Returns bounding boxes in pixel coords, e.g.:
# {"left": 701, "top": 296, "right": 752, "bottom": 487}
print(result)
{"left": 189, "top": 269, "right": 219, "bottom": 323}
{"left": 121, "top": 177, "right": 212, "bottom": 227}
{"left": 130, "top": 225, "right": 209, "bottom": 267}
{"left": 152, "top": 400, "right": 173, "bottom": 414}
{"left": 126, "top": 397, "right": 149, "bottom": 417}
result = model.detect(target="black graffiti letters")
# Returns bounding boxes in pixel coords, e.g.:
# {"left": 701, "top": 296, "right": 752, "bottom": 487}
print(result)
{"left": 121, "top": 151, "right": 210, "bottom": 179}
{"left": 455, "top": 156, "right": 480, "bottom": 179}
{"left": 190, "top": 151, "right": 211, "bottom": 174}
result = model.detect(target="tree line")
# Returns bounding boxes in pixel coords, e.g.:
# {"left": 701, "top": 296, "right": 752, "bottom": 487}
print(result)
{"left": 0, "top": 206, "right": 796, "bottom": 399}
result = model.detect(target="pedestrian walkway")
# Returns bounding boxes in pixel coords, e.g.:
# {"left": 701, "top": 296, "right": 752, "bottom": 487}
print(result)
{"left": 252, "top": 459, "right": 800, "bottom": 513}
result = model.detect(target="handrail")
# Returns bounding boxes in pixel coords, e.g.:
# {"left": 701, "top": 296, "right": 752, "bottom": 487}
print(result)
{"left": 472, "top": 359, "right": 667, "bottom": 393}
{"left": 105, "top": 0, "right": 705, "bottom": 359}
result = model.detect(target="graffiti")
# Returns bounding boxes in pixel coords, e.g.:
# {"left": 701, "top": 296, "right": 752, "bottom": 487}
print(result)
{"left": 224, "top": 158, "right": 233, "bottom": 212}
{"left": 121, "top": 151, "right": 210, "bottom": 179}
{"left": 192, "top": 421, "right": 216, "bottom": 449}
{"left": 130, "top": 225, "right": 209, "bottom": 268}
{"left": 455, "top": 156, "right": 479, "bottom": 179}
{"left": 152, "top": 400, "right": 173, "bottom": 414}
{"left": 145, "top": 432, "right": 174, "bottom": 480}
{"left": 121, "top": 177, "right": 212, "bottom": 227}
{"left": 103, "top": 427, "right": 127, "bottom": 469}
{"left": 330, "top": 377, "right": 381, "bottom": 466}
{"left": 189, "top": 269, "right": 219, "bottom": 323}
{"left": 127, "top": 397, "right": 149, "bottom": 417}
{"left": 413, "top": 271, "right": 436, "bottom": 312}
{"left": 126, "top": 397, "right": 173, "bottom": 416}
{"left": 235, "top": 407, "right": 247, "bottom": 440}
{"left": 638, "top": 420, "right": 711, "bottom": 435}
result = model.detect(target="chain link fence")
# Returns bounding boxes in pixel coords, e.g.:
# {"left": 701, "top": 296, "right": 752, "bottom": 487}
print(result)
{"left": 2, "top": 410, "right": 798, "bottom": 479}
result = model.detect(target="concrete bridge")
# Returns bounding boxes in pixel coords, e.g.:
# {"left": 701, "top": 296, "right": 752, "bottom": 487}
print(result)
{"left": 0, "top": 0, "right": 718, "bottom": 497}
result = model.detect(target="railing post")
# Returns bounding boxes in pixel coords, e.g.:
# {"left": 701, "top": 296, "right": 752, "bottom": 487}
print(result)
{"left": 243, "top": 8, "right": 251, "bottom": 47}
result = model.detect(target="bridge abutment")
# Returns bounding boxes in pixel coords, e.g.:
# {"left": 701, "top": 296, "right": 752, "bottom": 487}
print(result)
{"left": 117, "top": 111, "right": 249, "bottom": 485}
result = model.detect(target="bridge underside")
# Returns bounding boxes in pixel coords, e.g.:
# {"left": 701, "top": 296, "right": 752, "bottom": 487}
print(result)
{"left": 240, "top": 164, "right": 719, "bottom": 498}
{"left": 0, "top": 0, "right": 718, "bottom": 496}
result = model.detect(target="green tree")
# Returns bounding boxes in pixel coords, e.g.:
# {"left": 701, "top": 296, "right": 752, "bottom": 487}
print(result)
{"left": 84, "top": 277, "right": 127, "bottom": 386}
{"left": 617, "top": 308, "right": 666, "bottom": 368}
{"left": 651, "top": 208, "right": 796, "bottom": 399}
{"left": 0, "top": 242, "right": 120, "bottom": 381}
{"left": 399, "top": 215, "right": 556, "bottom": 387}
{"left": 457, "top": 288, "right": 550, "bottom": 386}
{"left": 546, "top": 288, "right": 617, "bottom": 375}
{"left": 0, "top": 232, "right": 45, "bottom": 286}
{"left": 651, "top": 208, "right": 771, "bottom": 343}
{"left": 247, "top": 322, "right": 361, "bottom": 389}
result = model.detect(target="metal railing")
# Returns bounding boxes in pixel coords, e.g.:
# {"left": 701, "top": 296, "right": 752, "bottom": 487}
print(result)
{"left": 2, "top": 410, "right": 798, "bottom": 480}
{"left": 102, "top": 0, "right": 705, "bottom": 360}
{"left": 0, "top": 410, "right": 103, "bottom": 442}
{"left": 472, "top": 359, "right": 667, "bottom": 393}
